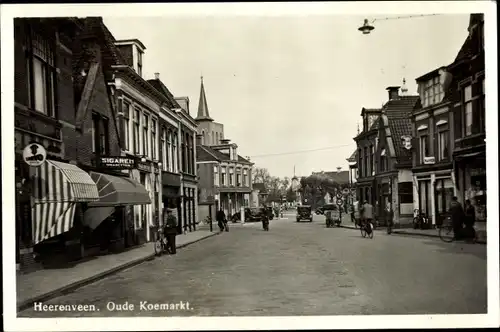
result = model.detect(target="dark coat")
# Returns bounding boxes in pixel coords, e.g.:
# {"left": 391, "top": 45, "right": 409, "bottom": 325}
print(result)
{"left": 216, "top": 210, "right": 226, "bottom": 222}
{"left": 449, "top": 201, "right": 465, "bottom": 226}
{"left": 465, "top": 205, "right": 476, "bottom": 226}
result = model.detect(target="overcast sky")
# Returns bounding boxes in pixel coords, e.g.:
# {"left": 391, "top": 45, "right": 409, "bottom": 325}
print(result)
{"left": 103, "top": 14, "right": 470, "bottom": 178}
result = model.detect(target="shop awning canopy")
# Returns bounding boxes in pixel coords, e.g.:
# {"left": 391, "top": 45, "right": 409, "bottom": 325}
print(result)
{"left": 83, "top": 206, "right": 116, "bottom": 230}
{"left": 88, "top": 172, "right": 151, "bottom": 207}
{"left": 32, "top": 160, "right": 100, "bottom": 245}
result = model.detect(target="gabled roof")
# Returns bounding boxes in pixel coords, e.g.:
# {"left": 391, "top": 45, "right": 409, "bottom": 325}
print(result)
{"left": 147, "top": 79, "right": 181, "bottom": 110}
{"left": 196, "top": 146, "right": 253, "bottom": 165}
{"left": 380, "top": 95, "right": 419, "bottom": 164}
{"left": 346, "top": 149, "right": 357, "bottom": 162}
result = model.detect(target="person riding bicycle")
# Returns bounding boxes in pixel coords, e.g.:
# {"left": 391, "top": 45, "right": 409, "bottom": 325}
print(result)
{"left": 361, "top": 200, "right": 374, "bottom": 233}
{"left": 448, "top": 196, "right": 465, "bottom": 240}
{"left": 163, "top": 208, "right": 178, "bottom": 254}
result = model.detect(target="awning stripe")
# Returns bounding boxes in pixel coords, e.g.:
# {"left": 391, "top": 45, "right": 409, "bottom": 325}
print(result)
{"left": 32, "top": 202, "right": 76, "bottom": 244}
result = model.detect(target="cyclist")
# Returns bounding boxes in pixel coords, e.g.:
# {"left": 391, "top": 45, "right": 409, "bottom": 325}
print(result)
{"left": 361, "top": 200, "right": 374, "bottom": 234}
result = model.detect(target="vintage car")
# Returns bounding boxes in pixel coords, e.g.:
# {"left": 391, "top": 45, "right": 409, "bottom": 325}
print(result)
{"left": 296, "top": 205, "right": 313, "bottom": 222}
{"left": 231, "top": 208, "right": 252, "bottom": 222}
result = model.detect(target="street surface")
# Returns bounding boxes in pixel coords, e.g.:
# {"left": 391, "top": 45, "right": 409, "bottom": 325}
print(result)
{"left": 20, "top": 211, "right": 487, "bottom": 317}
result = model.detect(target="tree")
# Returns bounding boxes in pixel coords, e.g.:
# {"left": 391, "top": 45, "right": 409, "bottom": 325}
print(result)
{"left": 286, "top": 187, "right": 297, "bottom": 202}
{"left": 253, "top": 167, "right": 272, "bottom": 186}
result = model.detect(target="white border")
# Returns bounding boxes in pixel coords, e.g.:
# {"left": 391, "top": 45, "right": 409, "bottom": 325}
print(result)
{"left": 2, "top": 1, "right": 498, "bottom": 331}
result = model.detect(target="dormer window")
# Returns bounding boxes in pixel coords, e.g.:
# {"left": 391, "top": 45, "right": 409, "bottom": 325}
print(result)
{"left": 137, "top": 50, "right": 143, "bottom": 77}
{"left": 423, "top": 76, "right": 443, "bottom": 107}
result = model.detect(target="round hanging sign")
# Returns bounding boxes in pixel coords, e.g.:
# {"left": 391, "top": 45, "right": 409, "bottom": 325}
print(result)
{"left": 23, "top": 143, "right": 46, "bottom": 167}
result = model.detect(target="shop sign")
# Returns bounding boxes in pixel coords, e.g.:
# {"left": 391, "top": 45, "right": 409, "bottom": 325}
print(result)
{"left": 23, "top": 143, "right": 46, "bottom": 167}
{"left": 424, "top": 156, "right": 435, "bottom": 164}
{"left": 99, "top": 156, "right": 136, "bottom": 169}
{"left": 137, "top": 161, "right": 152, "bottom": 173}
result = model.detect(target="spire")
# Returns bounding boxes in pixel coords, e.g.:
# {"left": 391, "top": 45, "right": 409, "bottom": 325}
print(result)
{"left": 196, "top": 75, "right": 213, "bottom": 121}
{"left": 401, "top": 78, "right": 408, "bottom": 96}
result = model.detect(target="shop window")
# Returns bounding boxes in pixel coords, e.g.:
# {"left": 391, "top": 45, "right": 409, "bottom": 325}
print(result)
{"left": 398, "top": 182, "right": 413, "bottom": 204}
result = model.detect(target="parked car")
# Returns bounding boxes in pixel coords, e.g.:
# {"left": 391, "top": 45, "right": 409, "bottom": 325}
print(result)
{"left": 296, "top": 205, "right": 313, "bottom": 222}
{"left": 232, "top": 207, "right": 267, "bottom": 222}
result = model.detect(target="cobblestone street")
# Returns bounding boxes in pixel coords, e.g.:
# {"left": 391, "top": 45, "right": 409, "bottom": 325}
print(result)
{"left": 19, "top": 214, "right": 487, "bottom": 317}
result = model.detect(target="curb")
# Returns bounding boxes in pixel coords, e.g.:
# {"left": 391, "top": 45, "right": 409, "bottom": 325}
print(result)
{"left": 392, "top": 230, "right": 486, "bottom": 244}
{"left": 17, "top": 232, "right": 219, "bottom": 312}
{"left": 339, "top": 225, "right": 486, "bottom": 245}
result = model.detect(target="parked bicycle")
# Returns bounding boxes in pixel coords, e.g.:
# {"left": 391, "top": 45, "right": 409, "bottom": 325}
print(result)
{"left": 154, "top": 228, "right": 168, "bottom": 256}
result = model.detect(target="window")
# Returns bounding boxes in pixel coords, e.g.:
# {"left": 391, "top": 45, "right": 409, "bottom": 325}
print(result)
{"left": 201, "top": 130, "right": 205, "bottom": 145}
{"left": 172, "top": 133, "right": 178, "bottom": 172}
{"left": 437, "top": 130, "right": 449, "bottom": 162}
{"left": 363, "top": 147, "right": 368, "bottom": 177}
{"left": 91, "top": 112, "right": 108, "bottom": 155}
{"left": 26, "top": 28, "right": 56, "bottom": 117}
{"left": 229, "top": 167, "right": 234, "bottom": 186}
{"left": 214, "top": 166, "right": 219, "bottom": 186}
{"left": 236, "top": 171, "right": 241, "bottom": 186}
{"left": 464, "top": 85, "right": 473, "bottom": 136}
{"left": 161, "top": 128, "right": 167, "bottom": 171}
{"left": 399, "top": 182, "right": 413, "bottom": 204}
{"left": 216, "top": 132, "right": 219, "bottom": 145}
{"left": 221, "top": 167, "right": 227, "bottom": 185}
{"left": 423, "top": 77, "right": 443, "bottom": 107}
{"left": 190, "top": 136, "right": 194, "bottom": 174}
{"left": 167, "top": 130, "right": 172, "bottom": 171}
{"left": 133, "top": 109, "right": 140, "bottom": 154}
{"left": 137, "top": 50, "right": 143, "bottom": 77}
{"left": 143, "top": 113, "right": 149, "bottom": 157}
{"left": 212, "top": 131, "right": 215, "bottom": 145}
{"left": 151, "top": 119, "right": 157, "bottom": 160}
{"left": 419, "top": 135, "right": 429, "bottom": 163}
{"left": 380, "top": 149, "right": 387, "bottom": 172}
{"left": 358, "top": 150, "right": 363, "bottom": 178}
{"left": 123, "top": 103, "right": 130, "bottom": 151}
{"left": 91, "top": 113, "right": 99, "bottom": 153}
{"left": 100, "top": 117, "right": 109, "bottom": 155}
{"left": 370, "top": 145, "right": 375, "bottom": 176}
{"left": 480, "top": 78, "right": 485, "bottom": 132}
{"left": 243, "top": 169, "right": 248, "bottom": 186}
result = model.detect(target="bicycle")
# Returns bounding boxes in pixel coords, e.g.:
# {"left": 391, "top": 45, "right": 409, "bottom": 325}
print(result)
{"left": 439, "top": 216, "right": 478, "bottom": 243}
{"left": 154, "top": 229, "right": 167, "bottom": 256}
{"left": 360, "top": 219, "right": 374, "bottom": 239}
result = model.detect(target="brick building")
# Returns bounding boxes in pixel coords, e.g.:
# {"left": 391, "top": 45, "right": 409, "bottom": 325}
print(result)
{"left": 412, "top": 66, "right": 456, "bottom": 227}
{"left": 447, "top": 14, "right": 486, "bottom": 222}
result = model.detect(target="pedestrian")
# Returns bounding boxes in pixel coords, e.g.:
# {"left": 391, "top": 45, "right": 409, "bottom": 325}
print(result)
{"left": 448, "top": 196, "right": 465, "bottom": 240}
{"left": 216, "top": 208, "right": 226, "bottom": 232}
{"left": 163, "top": 208, "right": 178, "bottom": 254}
{"left": 464, "top": 199, "right": 476, "bottom": 240}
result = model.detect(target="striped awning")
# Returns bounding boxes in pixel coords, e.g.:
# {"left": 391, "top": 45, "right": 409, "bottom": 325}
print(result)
{"left": 31, "top": 160, "right": 99, "bottom": 245}
{"left": 88, "top": 172, "right": 151, "bottom": 207}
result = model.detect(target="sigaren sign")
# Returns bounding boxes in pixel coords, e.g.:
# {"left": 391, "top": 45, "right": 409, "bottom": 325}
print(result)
{"left": 99, "top": 156, "right": 136, "bottom": 169}
{"left": 23, "top": 143, "right": 46, "bottom": 167}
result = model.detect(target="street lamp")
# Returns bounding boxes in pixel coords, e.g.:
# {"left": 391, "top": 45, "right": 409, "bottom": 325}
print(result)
{"left": 358, "top": 14, "right": 440, "bottom": 35}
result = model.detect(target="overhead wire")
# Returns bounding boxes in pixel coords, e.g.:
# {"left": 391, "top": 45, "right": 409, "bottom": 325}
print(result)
{"left": 248, "top": 143, "right": 353, "bottom": 158}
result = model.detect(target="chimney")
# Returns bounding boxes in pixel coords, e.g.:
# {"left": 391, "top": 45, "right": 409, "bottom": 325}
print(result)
{"left": 400, "top": 78, "right": 408, "bottom": 96}
{"left": 220, "top": 139, "right": 231, "bottom": 145}
{"left": 386, "top": 86, "right": 400, "bottom": 100}
{"left": 154, "top": 72, "right": 160, "bottom": 80}
{"left": 337, "top": 167, "right": 342, "bottom": 173}
{"left": 196, "top": 134, "right": 203, "bottom": 146}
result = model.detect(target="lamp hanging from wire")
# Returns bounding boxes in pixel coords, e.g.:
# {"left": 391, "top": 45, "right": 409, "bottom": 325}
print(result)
{"left": 358, "top": 14, "right": 440, "bottom": 34}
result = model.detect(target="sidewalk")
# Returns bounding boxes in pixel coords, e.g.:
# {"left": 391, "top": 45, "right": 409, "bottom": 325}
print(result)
{"left": 339, "top": 221, "right": 487, "bottom": 244}
{"left": 17, "top": 229, "right": 219, "bottom": 311}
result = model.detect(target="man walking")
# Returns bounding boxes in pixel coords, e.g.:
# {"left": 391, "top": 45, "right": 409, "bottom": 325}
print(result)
{"left": 163, "top": 208, "right": 178, "bottom": 254}
{"left": 216, "top": 208, "right": 226, "bottom": 232}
